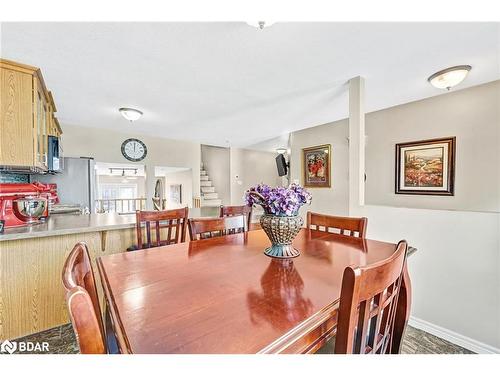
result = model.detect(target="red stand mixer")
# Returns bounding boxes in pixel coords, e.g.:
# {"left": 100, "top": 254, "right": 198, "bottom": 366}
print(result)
{"left": 0, "top": 182, "right": 59, "bottom": 228}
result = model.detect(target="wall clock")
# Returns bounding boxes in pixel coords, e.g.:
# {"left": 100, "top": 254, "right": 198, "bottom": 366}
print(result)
{"left": 121, "top": 138, "right": 147, "bottom": 162}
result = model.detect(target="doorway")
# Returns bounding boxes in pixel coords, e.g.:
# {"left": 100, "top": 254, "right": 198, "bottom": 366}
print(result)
{"left": 95, "top": 162, "right": 146, "bottom": 213}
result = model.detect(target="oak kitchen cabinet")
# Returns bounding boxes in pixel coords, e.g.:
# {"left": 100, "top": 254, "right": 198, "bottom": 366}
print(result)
{"left": 0, "top": 58, "right": 62, "bottom": 171}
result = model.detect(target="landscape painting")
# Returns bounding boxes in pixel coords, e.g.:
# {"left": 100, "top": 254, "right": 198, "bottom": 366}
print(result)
{"left": 396, "top": 137, "right": 455, "bottom": 195}
{"left": 302, "top": 144, "right": 331, "bottom": 188}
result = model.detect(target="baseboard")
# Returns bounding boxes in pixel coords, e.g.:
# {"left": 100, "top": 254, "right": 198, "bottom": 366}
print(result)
{"left": 409, "top": 316, "right": 500, "bottom": 354}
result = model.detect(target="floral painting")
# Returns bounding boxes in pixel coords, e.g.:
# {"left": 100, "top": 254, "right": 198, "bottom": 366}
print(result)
{"left": 396, "top": 137, "right": 455, "bottom": 195}
{"left": 302, "top": 144, "right": 331, "bottom": 188}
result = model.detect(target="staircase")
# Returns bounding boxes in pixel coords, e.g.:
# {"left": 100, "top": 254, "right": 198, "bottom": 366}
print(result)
{"left": 200, "top": 166, "right": 222, "bottom": 207}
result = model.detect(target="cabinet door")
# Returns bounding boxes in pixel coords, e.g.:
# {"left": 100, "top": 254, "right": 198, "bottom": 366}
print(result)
{"left": 47, "top": 101, "right": 56, "bottom": 137}
{"left": 34, "top": 79, "right": 48, "bottom": 170}
{"left": 0, "top": 67, "right": 35, "bottom": 166}
{"left": 54, "top": 117, "right": 62, "bottom": 137}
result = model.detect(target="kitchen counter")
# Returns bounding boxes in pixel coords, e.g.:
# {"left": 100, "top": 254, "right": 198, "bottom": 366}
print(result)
{"left": 0, "top": 207, "right": 223, "bottom": 242}
{"left": 0, "top": 213, "right": 137, "bottom": 242}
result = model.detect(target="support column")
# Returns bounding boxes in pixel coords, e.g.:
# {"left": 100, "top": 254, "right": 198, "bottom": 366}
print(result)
{"left": 348, "top": 76, "right": 366, "bottom": 214}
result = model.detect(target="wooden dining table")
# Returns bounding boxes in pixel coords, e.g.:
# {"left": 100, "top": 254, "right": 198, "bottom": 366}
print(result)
{"left": 97, "top": 228, "right": 412, "bottom": 354}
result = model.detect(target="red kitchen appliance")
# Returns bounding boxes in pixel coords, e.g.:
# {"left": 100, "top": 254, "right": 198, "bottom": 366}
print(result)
{"left": 0, "top": 183, "right": 58, "bottom": 228}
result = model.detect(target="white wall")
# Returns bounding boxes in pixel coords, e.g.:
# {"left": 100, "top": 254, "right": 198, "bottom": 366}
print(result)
{"left": 61, "top": 124, "right": 201, "bottom": 209}
{"left": 352, "top": 204, "right": 500, "bottom": 351}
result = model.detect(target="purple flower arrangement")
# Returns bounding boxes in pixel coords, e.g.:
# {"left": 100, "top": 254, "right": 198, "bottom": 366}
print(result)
{"left": 244, "top": 183, "right": 312, "bottom": 216}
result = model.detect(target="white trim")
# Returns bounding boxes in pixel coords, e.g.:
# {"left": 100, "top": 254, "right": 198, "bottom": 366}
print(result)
{"left": 409, "top": 316, "right": 500, "bottom": 354}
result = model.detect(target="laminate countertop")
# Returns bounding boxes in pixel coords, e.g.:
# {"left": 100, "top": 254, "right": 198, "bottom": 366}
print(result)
{"left": 0, "top": 213, "right": 137, "bottom": 242}
{"left": 0, "top": 207, "right": 222, "bottom": 242}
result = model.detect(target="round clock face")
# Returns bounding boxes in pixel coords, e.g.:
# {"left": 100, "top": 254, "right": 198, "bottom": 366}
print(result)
{"left": 121, "top": 138, "right": 147, "bottom": 162}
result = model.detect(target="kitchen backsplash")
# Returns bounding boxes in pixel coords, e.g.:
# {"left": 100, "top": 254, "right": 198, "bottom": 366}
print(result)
{"left": 0, "top": 172, "right": 30, "bottom": 183}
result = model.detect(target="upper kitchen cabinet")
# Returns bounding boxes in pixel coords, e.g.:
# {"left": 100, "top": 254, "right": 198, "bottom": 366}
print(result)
{"left": 0, "top": 58, "right": 62, "bottom": 171}
{"left": 47, "top": 91, "right": 62, "bottom": 138}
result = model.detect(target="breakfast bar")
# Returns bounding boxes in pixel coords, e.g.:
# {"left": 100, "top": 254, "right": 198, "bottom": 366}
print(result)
{"left": 0, "top": 208, "right": 225, "bottom": 340}
{"left": 0, "top": 213, "right": 138, "bottom": 340}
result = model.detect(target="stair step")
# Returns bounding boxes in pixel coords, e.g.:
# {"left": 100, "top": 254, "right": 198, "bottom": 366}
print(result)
{"left": 203, "top": 192, "right": 218, "bottom": 199}
{"left": 201, "top": 186, "right": 215, "bottom": 193}
{"left": 201, "top": 199, "right": 222, "bottom": 207}
{"left": 200, "top": 175, "right": 209, "bottom": 181}
{"left": 200, "top": 180, "right": 212, "bottom": 187}
{"left": 200, "top": 170, "right": 207, "bottom": 176}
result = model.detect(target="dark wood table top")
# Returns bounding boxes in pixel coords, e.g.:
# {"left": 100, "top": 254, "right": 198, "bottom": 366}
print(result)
{"left": 97, "top": 228, "right": 398, "bottom": 354}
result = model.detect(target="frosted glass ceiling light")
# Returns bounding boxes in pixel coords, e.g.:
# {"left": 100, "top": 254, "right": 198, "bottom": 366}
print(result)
{"left": 276, "top": 147, "right": 287, "bottom": 154}
{"left": 247, "top": 21, "right": 275, "bottom": 30}
{"left": 428, "top": 65, "right": 471, "bottom": 90}
{"left": 119, "top": 107, "right": 143, "bottom": 122}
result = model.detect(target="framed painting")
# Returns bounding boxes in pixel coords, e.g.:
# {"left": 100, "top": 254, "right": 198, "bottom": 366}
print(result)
{"left": 168, "top": 184, "right": 182, "bottom": 204}
{"left": 302, "top": 144, "right": 331, "bottom": 188}
{"left": 395, "top": 137, "right": 455, "bottom": 195}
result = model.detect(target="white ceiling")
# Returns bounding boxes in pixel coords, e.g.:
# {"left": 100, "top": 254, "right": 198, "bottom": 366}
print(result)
{"left": 1, "top": 22, "right": 498, "bottom": 151}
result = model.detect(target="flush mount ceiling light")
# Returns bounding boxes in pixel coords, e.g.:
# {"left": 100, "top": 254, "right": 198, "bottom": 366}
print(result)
{"left": 427, "top": 65, "right": 471, "bottom": 90}
{"left": 247, "top": 21, "right": 275, "bottom": 30}
{"left": 119, "top": 107, "right": 143, "bottom": 122}
{"left": 276, "top": 147, "right": 287, "bottom": 154}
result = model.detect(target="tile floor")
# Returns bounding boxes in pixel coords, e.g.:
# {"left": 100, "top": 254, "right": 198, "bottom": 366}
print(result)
{"left": 7, "top": 324, "right": 474, "bottom": 354}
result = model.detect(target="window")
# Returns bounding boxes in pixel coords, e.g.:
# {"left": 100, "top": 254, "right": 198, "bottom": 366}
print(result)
{"left": 97, "top": 183, "right": 142, "bottom": 213}
{"left": 100, "top": 184, "right": 137, "bottom": 200}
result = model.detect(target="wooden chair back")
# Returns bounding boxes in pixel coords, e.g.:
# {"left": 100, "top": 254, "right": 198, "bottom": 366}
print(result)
{"left": 188, "top": 215, "right": 247, "bottom": 241}
{"left": 220, "top": 205, "right": 252, "bottom": 230}
{"left": 334, "top": 240, "right": 408, "bottom": 354}
{"left": 136, "top": 207, "right": 189, "bottom": 249}
{"left": 62, "top": 242, "right": 106, "bottom": 354}
{"left": 306, "top": 211, "right": 367, "bottom": 238}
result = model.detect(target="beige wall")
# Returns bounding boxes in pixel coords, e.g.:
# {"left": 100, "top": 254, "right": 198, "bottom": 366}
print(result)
{"left": 163, "top": 170, "right": 193, "bottom": 208}
{"left": 365, "top": 80, "right": 500, "bottom": 212}
{"left": 289, "top": 80, "right": 500, "bottom": 351}
{"left": 230, "top": 148, "right": 281, "bottom": 206}
{"left": 290, "top": 80, "right": 500, "bottom": 214}
{"left": 201, "top": 145, "right": 230, "bottom": 205}
{"left": 229, "top": 147, "right": 245, "bottom": 205}
{"left": 289, "top": 119, "right": 350, "bottom": 217}
{"left": 201, "top": 145, "right": 280, "bottom": 206}
{"left": 61, "top": 124, "right": 201, "bottom": 209}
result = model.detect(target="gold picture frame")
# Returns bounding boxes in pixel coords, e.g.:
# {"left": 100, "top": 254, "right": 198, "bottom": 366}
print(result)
{"left": 302, "top": 144, "right": 331, "bottom": 188}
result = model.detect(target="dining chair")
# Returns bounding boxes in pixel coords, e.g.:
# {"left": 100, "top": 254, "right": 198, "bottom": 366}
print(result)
{"left": 220, "top": 205, "right": 252, "bottom": 230}
{"left": 188, "top": 215, "right": 247, "bottom": 241}
{"left": 135, "top": 207, "right": 189, "bottom": 249}
{"left": 62, "top": 242, "right": 106, "bottom": 354}
{"left": 334, "top": 240, "right": 408, "bottom": 354}
{"left": 306, "top": 211, "right": 368, "bottom": 238}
